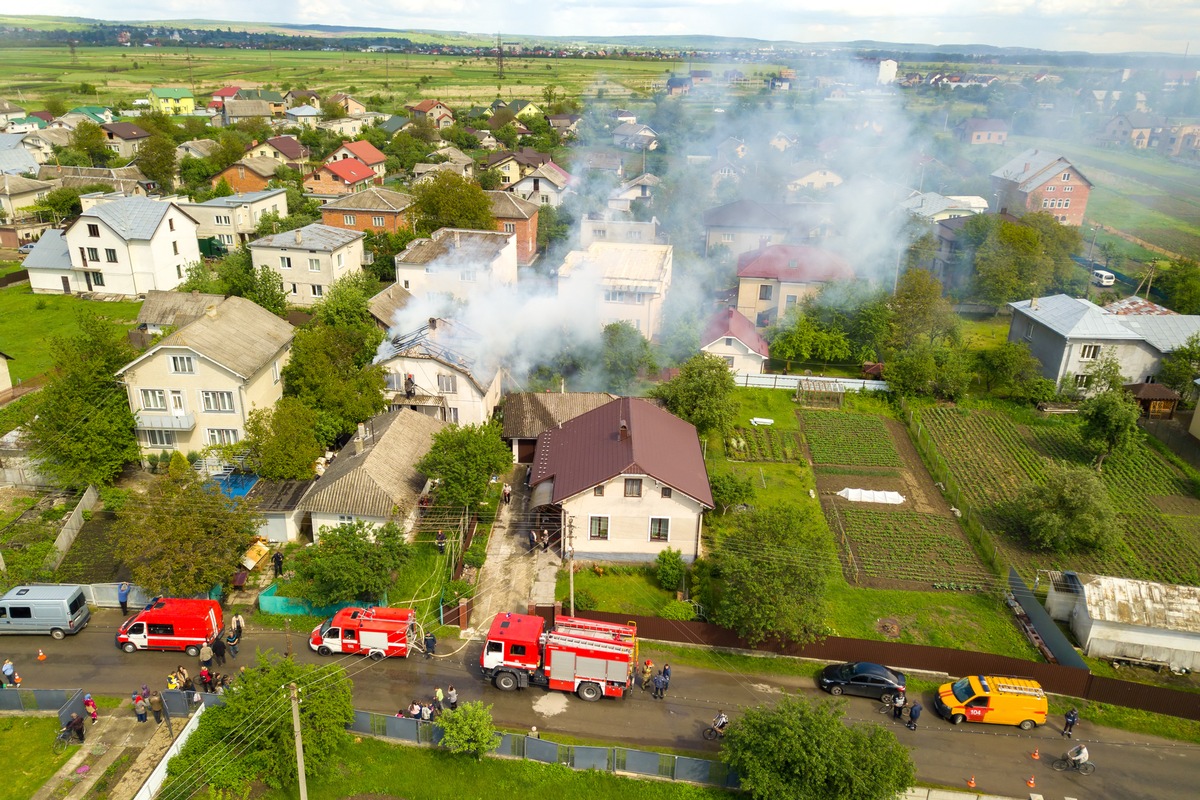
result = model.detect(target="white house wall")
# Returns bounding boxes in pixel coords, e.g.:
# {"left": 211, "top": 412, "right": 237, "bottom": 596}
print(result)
{"left": 562, "top": 475, "right": 705, "bottom": 562}
{"left": 701, "top": 339, "right": 766, "bottom": 374}
{"left": 252, "top": 238, "right": 364, "bottom": 307}
{"left": 382, "top": 356, "right": 500, "bottom": 426}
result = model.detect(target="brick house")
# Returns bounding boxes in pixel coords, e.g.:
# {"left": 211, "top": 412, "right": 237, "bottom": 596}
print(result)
{"left": 326, "top": 140, "right": 387, "bottom": 183}
{"left": 991, "top": 149, "right": 1092, "bottom": 226}
{"left": 404, "top": 99, "right": 455, "bottom": 129}
{"left": 486, "top": 191, "right": 539, "bottom": 265}
{"left": 319, "top": 187, "right": 415, "bottom": 234}
{"left": 304, "top": 159, "right": 376, "bottom": 196}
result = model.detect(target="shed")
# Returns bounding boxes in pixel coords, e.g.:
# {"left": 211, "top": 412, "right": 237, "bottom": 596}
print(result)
{"left": 246, "top": 479, "right": 314, "bottom": 543}
{"left": 1124, "top": 382, "right": 1180, "bottom": 420}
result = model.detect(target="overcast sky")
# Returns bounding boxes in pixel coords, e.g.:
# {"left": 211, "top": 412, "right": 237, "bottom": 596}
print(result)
{"left": 28, "top": 1, "right": 1199, "bottom": 55}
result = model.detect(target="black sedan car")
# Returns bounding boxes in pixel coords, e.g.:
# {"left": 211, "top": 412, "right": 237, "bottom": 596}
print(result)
{"left": 818, "top": 662, "right": 906, "bottom": 701}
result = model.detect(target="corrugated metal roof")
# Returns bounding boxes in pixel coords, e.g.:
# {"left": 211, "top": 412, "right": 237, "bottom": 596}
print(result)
{"left": 251, "top": 223, "right": 363, "bottom": 252}
{"left": 992, "top": 148, "right": 1092, "bottom": 189}
{"left": 21, "top": 229, "right": 71, "bottom": 271}
{"left": 531, "top": 397, "right": 713, "bottom": 507}
{"left": 246, "top": 478, "right": 314, "bottom": 512}
{"left": 1117, "top": 315, "right": 1200, "bottom": 352}
{"left": 298, "top": 409, "right": 444, "bottom": 518}
{"left": 322, "top": 188, "right": 413, "bottom": 213}
{"left": 0, "top": 174, "right": 54, "bottom": 195}
{"left": 196, "top": 188, "right": 287, "bottom": 208}
{"left": 76, "top": 197, "right": 172, "bottom": 241}
{"left": 1008, "top": 295, "right": 1137, "bottom": 340}
{"left": 558, "top": 242, "right": 672, "bottom": 287}
{"left": 1080, "top": 573, "right": 1200, "bottom": 634}
{"left": 501, "top": 392, "right": 617, "bottom": 440}
{"left": 137, "top": 290, "right": 226, "bottom": 327}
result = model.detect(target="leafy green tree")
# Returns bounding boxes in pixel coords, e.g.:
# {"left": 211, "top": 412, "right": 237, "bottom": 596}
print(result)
{"left": 1078, "top": 389, "right": 1142, "bottom": 472}
{"left": 114, "top": 453, "right": 261, "bottom": 596}
{"left": 284, "top": 520, "right": 410, "bottom": 604}
{"left": 254, "top": 210, "right": 317, "bottom": 238}
{"left": 210, "top": 177, "right": 235, "bottom": 198}
{"left": 385, "top": 131, "right": 435, "bottom": 172}
{"left": 312, "top": 272, "right": 381, "bottom": 331}
{"left": 240, "top": 398, "right": 323, "bottom": 481}
{"left": 361, "top": 229, "right": 415, "bottom": 282}
{"left": 162, "top": 654, "right": 352, "bottom": 793}
{"left": 973, "top": 220, "right": 1053, "bottom": 306}
{"left": 650, "top": 352, "right": 736, "bottom": 436}
{"left": 770, "top": 312, "right": 851, "bottom": 371}
{"left": 1083, "top": 351, "right": 1128, "bottom": 394}
{"left": 281, "top": 324, "right": 388, "bottom": 446}
{"left": 32, "top": 184, "right": 114, "bottom": 221}
{"left": 245, "top": 265, "right": 288, "bottom": 316}
{"left": 410, "top": 171, "right": 495, "bottom": 235}
{"left": 178, "top": 154, "right": 216, "bottom": 190}
{"left": 416, "top": 422, "right": 513, "bottom": 509}
{"left": 69, "top": 120, "right": 111, "bottom": 166}
{"left": 1012, "top": 462, "right": 1120, "bottom": 553}
{"left": 135, "top": 132, "right": 177, "bottom": 192}
{"left": 436, "top": 701, "right": 500, "bottom": 761}
{"left": 709, "top": 472, "right": 754, "bottom": 514}
{"left": 977, "top": 341, "right": 1044, "bottom": 395}
{"left": 24, "top": 311, "right": 139, "bottom": 488}
{"left": 211, "top": 130, "right": 250, "bottom": 172}
{"left": 536, "top": 203, "right": 570, "bottom": 251}
{"left": 1160, "top": 258, "right": 1200, "bottom": 314}
{"left": 722, "top": 695, "right": 914, "bottom": 800}
{"left": 600, "top": 321, "right": 656, "bottom": 394}
{"left": 321, "top": 99, "right": 347, "bottom": 120}
{"left": 440, "top": 125, "right": 481, "bottom": 151}
{"left": 493, "top": 123, "right": 519, "bottom": 149}
{"left": 1158, "top": 332, "right": 1200, "bottom": 398}
{"left": 655, "top": 547, "right": 686, "bottom": 592}
{"left": 885, "top": 342, "right": 971, "bottom": 400}
{"left": 476, "top": 167, "right": 504, "bottom": 190}
{"left": 713, "top": 504, "right": 835, "bottom": 645}
{"left": 889, "top": 268, "right": 958, "bottom": 349}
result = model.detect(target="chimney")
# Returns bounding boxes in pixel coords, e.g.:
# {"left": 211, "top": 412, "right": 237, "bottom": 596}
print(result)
{"left": 354, "top": 422, "right": 367, "bottom": 455}
{"left": 1031, "top": 297, "right": 1039, "bottom": 310}
{"left": 453, "top": 230, "right": 461, "bottom": 248}
{"left": 428, "top": 317, "right": 437, "bottom": 331}
{"left": 619, "top": 419, "right": 629, "bottom": 441}
{"left": 204, "top": 303, "right": 220, "bottom": 318}
{"left": 294, "top": 229, "right": 302, "bottom": 245}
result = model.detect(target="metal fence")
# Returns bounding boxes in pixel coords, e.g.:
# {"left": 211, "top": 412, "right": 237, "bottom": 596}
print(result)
{"left": 735, "top": 373, "right": 889, "bottom": 392}
{"left": 0, "top": 687, "right": 85, "bottom": 726}
{"left": 46, "top": 485, "right": 99, "bottom": 570}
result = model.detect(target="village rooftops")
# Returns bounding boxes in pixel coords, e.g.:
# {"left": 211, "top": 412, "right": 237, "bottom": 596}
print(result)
{"left": 558, "top": 242, "right": 672, "bottom": 288}
{"left": 101, "top": 122, "right": 150, "bottom": 141}
{"left": 487, "top": 190, "right": 539, "bottom": 220}
{"left": 334, "top": 139, "right": 387, "bottom": 165}
{"left": 322, "top": 158, "right": 375, "bottom": 184}
{"left": 194, "top": 188, "right": 288, "bottom": 208}
{"left": 736, "top": 244, "right": 854, "bottom": 283}
{"left": 321, "top": 187, "right": 413, "bottom": 213}
{"left": 992, "top": 148, "right": 1093, "bottom": 189}
{"left": 397, "top": 228, "right": 512, "bottom": 266}
{"left": 251, "top": 223, "right": 363, "bottom": 252}
{"left": 1011, "top": 294, "right": 1200, "bottom": 349}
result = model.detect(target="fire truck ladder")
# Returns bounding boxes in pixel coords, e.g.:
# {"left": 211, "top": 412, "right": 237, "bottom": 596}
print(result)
{"left": 545, "top": 632, "right": 635, "bottom": 656}
{"left": 555, "top": 617, "right": 637, "bottom": 642}
{"left": 990, "top": 678, "right": 1045, "bottom": 698}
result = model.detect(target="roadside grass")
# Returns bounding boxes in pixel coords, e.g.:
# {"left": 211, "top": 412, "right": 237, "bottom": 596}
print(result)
{"left": 255, "top": 734, "right": 735, "bottom": 800}
{"left": 0, "top": 284, "right": 142, "bottom": 381}
{"left": 0, "top": 716, "right": 77, "bottom": 800}
{"left": 555, "top": 567, "right": 674, "bottom": 616}
{"left": 0, "top": 258, "right": 23, "bottom": 276}
{"left": 1045, "top": 695, "right": 1200, "bottom": 745}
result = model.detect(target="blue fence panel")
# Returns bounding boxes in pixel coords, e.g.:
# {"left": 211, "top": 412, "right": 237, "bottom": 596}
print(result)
{"left": 497, "top": 732, "right": 523, "bottom": 757}
{"left": 675, "top": 756, "right": 727, "bottom": 786}
{"left": 384, "top": 715, "right": 420, "bottom": 742}
{"left": 348, "top": 710, "right": 377, "bottom": 735}
{"left": 525, "top": 737, "right": 560, "bottom": 764}
{"left": 618, "top": 748, "right": 666, "bottom": 777}
{"left": 0, "top": 691, "right": 24, "bottom": 711}
{"left": 258, "top": 583, "right": 368, "bottom": 617}
{"left": 30, "top": 689, "right": 71, "bottom": 709}
{"left": 572, "top": 745, "right": 611, "bottom": 771}
{"left": 161, "top": 690, "right": 191, "bottom": 717}
{"left": 58, "top": 690, "right": 85, "bottom": 726}
{"left": 197, "top": 692, "right": 225, "bottom": 708}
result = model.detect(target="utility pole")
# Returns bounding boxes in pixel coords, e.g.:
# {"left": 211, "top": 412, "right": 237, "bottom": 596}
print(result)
{"left": 284, "top": 618, "right": 292, "bottom": 657}
{"left": 497, "top": 33, "right": 504, "bottom": 81}
{"left": 567, "top": 517, "right": 575, "bottom": 616}
{"left": 288, "top": 683, "right": 308, "bottom": 800}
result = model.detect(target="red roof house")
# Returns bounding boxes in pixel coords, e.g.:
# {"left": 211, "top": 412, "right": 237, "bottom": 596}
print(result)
{"left": 304, "top": 158, "right": 376, "bottom": 195}
{"left": 700, "top": 308, "right": 770, "bottom": 373}
{"left": 326, "top": 140, "right": 388, "bottom": 183}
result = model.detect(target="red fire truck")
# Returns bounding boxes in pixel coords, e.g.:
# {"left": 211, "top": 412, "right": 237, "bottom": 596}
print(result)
{"left": 115, "top": 598, "right": 222, "bottom": 656}
{"left": 480, "top": 612, "right": 638, "bottom": 701}
{"left": 309, "top": 606, "right": 415, "bottom": 660}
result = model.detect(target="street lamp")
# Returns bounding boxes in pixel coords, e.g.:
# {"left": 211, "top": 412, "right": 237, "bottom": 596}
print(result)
{"left": 1088, "top": 226, "right": 1099, "bottom": 266}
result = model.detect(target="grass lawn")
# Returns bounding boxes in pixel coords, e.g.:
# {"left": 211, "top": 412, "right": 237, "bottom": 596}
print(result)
{"left": 257, "top": 734, "right": 734, "bottom": 800}
{"left": 0, "top": 716, "right": 78, "bottom": 800}
{"left": 0, "top": 283, "right": 142, "bottom": 381}
{"left": 728, "top": 388, "right": 803, "bottom": 431}
{"left": 958, "top": 313, "right": 1010, "bottom": 354}
{"left": 556, "top": 567, "right": 674, "bottom": 616}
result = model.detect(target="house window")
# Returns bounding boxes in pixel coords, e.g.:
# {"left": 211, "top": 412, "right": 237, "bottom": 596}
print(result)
{"left": 168, "top": 218, "right": 175, "bottom": 231}
{"left": 724, "top": 356, "right": 735, "bottom": 367}
{"left": 219, "top": 234, "right": 234, "bottom": 245}
{"left": 460, "top": 268, "right": 477, "bottom": 282}
{"left": 373, "top": 216, "right": 385, "bottom": 227}
{"left": 661, "top": 487, "right": 672, "bottom": 499}
{"left": 402, "top": 280, "right": 410, "bottom": 289}
{"left": 105, "top": 248, "right": 117, "bottom": 262}
{"left": 140, "top": 389, "right": 167, "bottom": 410}
{"left": 786, "top": 295, "right": 798, "bottom": 307}
{"left": 91, "top": 272, "right": 105, "bottom": 286}
{"left": 215, "top": 215, "right": 231, "bottom": 226}
{"left": 311, "top": 285, "right": 324, "bottom": 297}
{"left": 589, "top": 516, "right": 610, "bottom": 541}
{"left": 758, "top": 285, "right": 773, "bottom": 301}
{"left": 1023, "top": 320, "right": 1035, "bottom": 341}
{"left": 308, "top": 258, "right": 321, "bottom": 272}
{"left": 337, "top": 253, "right": 344, "bottom": 267}
{"left": 724, "top": 337, "right": 733, "bottom": 346}
{"left": 1080, "top": 344, "right": 1101, "bottom": 360}
{"left": 1062, "top": 172, "right": 1071, "bottom": 181}
{"left": 272, "top": 360, "right": 281, "bottom": 384}
{"left": 1042, "top": 198, "right": 1051, "bottom": 208}
{"left": 649, "top": 517, "right": 670, "bottom": 542}
{"left": 437, "top": 374, "right": 458, "bottom": 394}
{"left": 280, "top": 256, "right": 292, "bottom": 270}
{"left": 540, "top": 194, "right": 550, "bottom": 204}
{"left": 86, "top": 247, "right": 100, "bottom": 262}
{"left": 1064, "top": 185, "right": 1073, "bottom": 192}
{"left": 338, "top": 515, "right": 355, "bottom": 524}
{"left": 626, "top": 231, "right": 642, "bottom": 241}
{"left": 721, "top": 233, "right": 734, "bottom": 243}
{"left": 1045, "top": 186, "right": 1055, "bottom": 192}
{"left": 593, "top": 485, "right": 604, "bottom": 497}
{"left": 343, "top": 215, "right": 356, "bottom": 225}
{"left": 1063, "top": 199, "right": 1070, "bottom": 208}
{"left": 503, "top": 222, "right": 516, "bottom": 234}
{"left": 593, "top": 228, "right": 607, "bottom": 239}
{"left": 625, "top": 478, "right": 642, "bottom": 498}
{"left": 202, "top": 391, "right": 235, "bottom": 412}
{"left": 87, "top": 224, "right": 100, "bottom": 237}
{"left": 144, "top": 429, "right": 175, "bottom": 447}
{"left": 1075, "top": 374, "right": 1091, "bottom": 389}
{"left": 170, "top": 356, "right": 195, "bottom": 374}
{"left": 172, "top": 241, "right": 179, "bottom": 255}
{"left": 207, "top": 428, "right": 240, "bottom": 445}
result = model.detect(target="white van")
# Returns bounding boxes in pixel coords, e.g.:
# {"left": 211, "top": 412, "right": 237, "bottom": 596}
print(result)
{"left": 0, "top": 585, "right": 92, "bottom": 639}
{"left": 1092, "top": 270, "right": 1115, "bottom": 287}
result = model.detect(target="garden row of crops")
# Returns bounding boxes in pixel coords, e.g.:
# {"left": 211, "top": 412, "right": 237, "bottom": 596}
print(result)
{"left": 834, "top": 506, "right": 989, "bottom": 587}
{"left": 800, "top": 411, "right": 902, "bottom": 467}
{"left": 726, "top": 426, "right": 805, "bottom": 462}
{"left": 917, "top": 408, "right": 1044, "bottom": 507}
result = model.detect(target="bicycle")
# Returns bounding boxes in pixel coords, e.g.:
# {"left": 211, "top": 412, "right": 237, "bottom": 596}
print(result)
{"left": 1051, "top": 756, "right": 1096, "bottom": 776}
{"left": 702, "top": 725, "right": 727, "bottom": 740}
{"left": 52, "top": 728, "right": 75, "bottom": 755}
{"left": 878, "top": 701, "right": 910, "bottom": 719}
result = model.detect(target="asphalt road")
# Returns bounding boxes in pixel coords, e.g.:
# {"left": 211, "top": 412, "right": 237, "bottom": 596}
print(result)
{"left": 4, "top": 610, "right": 1198, "bottom": 800}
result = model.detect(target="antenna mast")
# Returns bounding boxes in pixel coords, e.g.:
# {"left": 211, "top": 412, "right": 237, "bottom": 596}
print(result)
{"left": 497, "top": 32, "right": 504, "bottom": 81}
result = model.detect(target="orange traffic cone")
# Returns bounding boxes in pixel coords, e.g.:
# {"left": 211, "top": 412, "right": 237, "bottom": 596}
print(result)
{"left": 1027, "top": 775, "right": 1037, "bottom": 788}
{"left": 967, "top": 775, "right": 976, "bottom": 789}
{"left": 37, "top": 649, "right": 46, "bottom": 661}
{"left": 1031, "top": 747, "right": 1040, "bottom": 760}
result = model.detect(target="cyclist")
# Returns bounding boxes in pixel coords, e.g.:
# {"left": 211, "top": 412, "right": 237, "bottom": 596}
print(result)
{"left": 1068, "top": 743, "right": 1089, "bottom": 769}
{"left": 62, "top": 712, "right": 86, "bottom": 743}
{"left": 713, "top": 711, "right": 730, "bottom": 733}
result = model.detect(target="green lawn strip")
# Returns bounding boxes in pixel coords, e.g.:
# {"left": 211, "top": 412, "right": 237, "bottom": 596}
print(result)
{"left": 639, "top": 641, "right": 826, "bottom": 682}
{"left": 0, "top": 716, "right": 77, "bottom": 800}
{"left": 1045, "top": 695, "right": 1200, "bottom": 745}
{"left": 728, "top": 387, "right": 803, "bottom": 430}
{"left": 389, "top": 541, "right": 456, "bottom": 630}
{"left": 0, "top": 259, "right": 24, "bottom": 277}
{"left": 92, "top": 696, "right": 124, "bottom": 710}
{"left": 556, "top": 567, "right": 674, "bottom": 617}
{"left": 255, "top": 735, "right": 735, "bottom": 800}
{"left": 958, "top": 314, "right": 1011, "bottom": 354}
{"left": 0, "top": 285, "right": 142, "bottom": 381}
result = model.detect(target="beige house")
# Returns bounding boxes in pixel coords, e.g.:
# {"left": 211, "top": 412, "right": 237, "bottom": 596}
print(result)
{"left": 558, "top": 242, "right": 673, "bottom": 340}
{"left": 394, "top": 228, "right": 517, "bottom": 301}
{"left": 179, "top": 188, "right": 288, "bottom": 249}
{"left": 0, "top": 175, "right": 54, "bottom": 222}
{"left": 735, "top": 244, "right": 855, "bottom": 329}
{"left": 529, "top": 397, "right": 713, "bottom": 562}
{"left": 115, "top": 296, "right": 294, "bottom": 455}
{"left": 20, "top": 128, "right": 72, "bottom": 164}
{"left": 297, "top": 409, "right": 445, "bottom": 538}
{"left": 700, "top": 308, "right": 770, "bottom": 373}
{"left": 248, "top": 223, "right": 365, "bottom": 307}
{"left": 0, "top": 349, "right": 12, "bottom": 395}
{"left": 377, "top": 318, "right": 501, "bottom": 426}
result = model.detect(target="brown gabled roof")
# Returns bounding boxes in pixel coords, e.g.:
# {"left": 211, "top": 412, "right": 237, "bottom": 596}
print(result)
{"left": 225, "top": 157, "right": 282, "bottom": 179}
{"left": 101, "top": 122, "right": 150, "bottom": 141}
{"left": 737, "top": 245, "right": 854, "bottom": 283}
{"left": 531, "top": 397, "right": 713, "bottom": 507}
{"left": 501, "top": 392, "right": 617, "bottom": 440}
{"left": 266, "top": 136, "right": 309, "bottom": 161}
{"left": 368, "top": 282, "right": 413, "bottom": 328}
{"left": 1124, "top": 383, "right": 1181, "bottom": 401}
{"left": 700, "top": 308, "right": 769, "bottom": 357}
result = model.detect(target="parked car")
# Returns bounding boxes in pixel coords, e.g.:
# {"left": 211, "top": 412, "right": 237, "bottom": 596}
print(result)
{"left": 817, "top": 661, "right": 906, "bottom": 701}
{"left": 18, "top": 242, "right": 36, "bottom": 254}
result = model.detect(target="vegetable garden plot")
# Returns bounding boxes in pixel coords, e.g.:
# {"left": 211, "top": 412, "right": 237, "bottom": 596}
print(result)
{"left": 726, "top": 426, "right": 805, "bottom": 462}
{"left": 800, "top": 411, "right": 902, "bottom": 467}
{"left": 834, "top": 506, "right": 988, "bottom": 587}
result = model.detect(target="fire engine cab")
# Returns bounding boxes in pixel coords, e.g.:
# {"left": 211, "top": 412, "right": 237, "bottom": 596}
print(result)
{"left": 310, "top": 606, "right": 415, "bottom": 660}
{"left": 480, "top": 612, "right": 638, "bottom": 701}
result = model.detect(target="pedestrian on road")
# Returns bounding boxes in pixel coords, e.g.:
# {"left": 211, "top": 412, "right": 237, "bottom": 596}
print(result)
{"left": 892, "top": 688, "right": 907, "bottom": 719}
{"left": 434, "top": 686, "right": 445, "bottom": 713}
{"left": 424, "top": 632, "right": 437, "bottom": 659}
{"left": 133, "top": 694, "right": 148, "bottom": 723}
{"left": 226, "top": 628, "right": 240, "bottom": 659}
{"left": 1, "top": 658, "right": 15, "bottom": 687}
{"left": 231, "top": 612, "right": 245, "bottom": 638}
{"left": 64, "top": 712, "right": 86, "bottom": 743}
{"left": 83, "top": 694, "right": 99, "bottom": 723}
{"left": 652, "top": 671, "right": 667, "bottom": 700}
{"left": 272, "top": 550, "right": 284, "bottom": 578}
{"left": 528, "top": 529, "right": 538, "bottom": 553}
{"left": 176, "top": 665, "right": 190, "bottom": 688}
{"left": 447, "top": 684, "right": 458, "bottom": 711}
{"left": 212, "top": 635, "right": 226, "bottom": 667}
{"left": 420, "top": 703, "right": 433, "bottom": 721}
{"left": 662, "top": 663, "right": 671, "bottom": 688}
{"left": 1064, "top": 707, "right": 1079, "bottom": 738}
{"left": 199, "top": 640, "right": 214, "bottom": 669}
{"left": 540, "top": 529, "right": 550, "bottom": 552}
{"left": 117, "top": 581, "right": 131, "bottom": 615}
{"left": 640, "top": 660, "right": 654, "bottom": 691}
{"left": 502, "top": 484, "right": 511, "bottom": 505}
{"left": 149, "top": 691, "right": 163, "bottom": 724}
{"left": 906, "top": 702, "right": 923, "bottom": 730}
{"left": 436, "top": 530, "right": 446, "bottom": 554}
{"left": 199, "top": 668, "right": 212, "bottom": 693}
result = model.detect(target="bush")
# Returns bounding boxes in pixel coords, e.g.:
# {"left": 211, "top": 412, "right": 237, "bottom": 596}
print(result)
{"left": 444, "top": 579, "right": 474, "bottom": 601}
{"left": 659, "top": 599, "right": 696, "bottom": 621}
{"left": 655, "top": 547, "right": 685, "bottom": 592}
{"left": 572, "top": 588, "right": 598, "bottom": 612}
{"left": 462, "top": 530, "right": 488, "bottom": 569}
{"left": 99, "top": 487, "right": 130, "bottom": 512}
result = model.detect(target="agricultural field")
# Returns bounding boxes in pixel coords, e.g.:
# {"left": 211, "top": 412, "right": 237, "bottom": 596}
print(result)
{"left": 917, "top": 405, "right": 1200, "bottom": 585}
{"left": 725, "top": 425, "right": 804, "bottom": 462}
{"left": 800, "top": 410, "right": 902, "bottom": 467}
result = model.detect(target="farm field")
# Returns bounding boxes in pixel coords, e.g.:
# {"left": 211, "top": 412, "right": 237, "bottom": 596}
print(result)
{"left": 916, "top": 404, "right": 1200, "bottom": 585}
{"left": 800, "top": 410, "right": 901, "bottom": 467}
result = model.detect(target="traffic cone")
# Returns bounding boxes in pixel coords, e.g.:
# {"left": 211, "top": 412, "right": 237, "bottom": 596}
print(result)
{"left": 37, "top": 649, "right": 46, "bottom": 661}
{"left": 1031, "top": 747, "right": 1040, "bottom": 760}
{"left": 1027, "top": 775, "right": 1036, "bottom": 788}
{"left": 967, "top": 775, "right": 976, "bottom": 789}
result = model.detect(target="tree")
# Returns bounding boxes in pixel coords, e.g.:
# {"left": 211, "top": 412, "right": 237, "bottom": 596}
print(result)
{"left": 321, "top": 99, "right": 347, "bottom": 120}
{"left": 722, "top": 696, "right": 914, "bottom": 800}
{"left": 476, "top": 167, "right": 504, "bottom": 190}
{"left": 536, "top": 203, "right": 570, "bottom": 251}
{"left": 416, "top": 422, "right": 513, "bottom": 509}
{"left": 136, "top": 132, "right": 177, "bottom": 192}
{"left": 600, "top": 321, "right": 656, "bottom": 394}
{"left": 1012, "top": 462, "right": 1120, "bottom": 553}
{"left": 162, "top": 654, "right": 352, "bottom": 793}
{"left": 1158, "top": 332, "right": 1200, "bottom": 398}
{"left": 24, "top": 311, "right": 139, "bottom": 488}
{"left": 1078, "top": 389, "right": 1142, "bottom": 472}
{"left": 410, "top": 171, "right": 495, "bottom": 235}
{"left": 1160, "top": 258, "right": 1200, "bottom": 314}
{"left": 70, "top": 120, "right": 110, "bottom": 166}
{"left": 436, "top": 701, "right": 500, "bottom": 761}
{"left": 384, "top": 131, "right": 435, "bottom": 172}
{"left": 1083, "top": 351, "right": 1127, "bottom": 394}
{"left": 241, "top": 398, "right": 324, "bottom": 481}
{"left": 114, "top": 453, "right": 262, "bottom": 596}
{"left": 709, "top": 472, "right": 754, "bottom": 514}
{"left": 712, "top": 504, "right": 835, "bottom": 645}
{"left": 884, "top": 342, "right": 971, "bottom": 400}
{"left": 245, "top": 265, "right": 289, "bottom": 316}
{"left": 770, "top": 312, "right": 851, "bottom": 371}
{"left": 973, "top": 221, "right": 1052, "bottom": 305}
{"left": 889, "top": 268, "right": 957, "bottom": 350}
{"left": 977, "top": 341, "right": 1044, "bottom": 396}
{"left": 32, "top": 184, "right": 114, "bottom": 221}
{"left": 312, "top": 272, "right": 381, "bottom": 331}
{"left": 650, "top": 352, "right": 736, "bottom": 436}
{"left": 211, "top": 130, "right": 250, "bottom": 172}
{"left": 283, "top": 520, "right": 410, "bottom": 605}
{"left": 655, "top": 547, "right": 685, "bottom": 592}
{"left": 281, "top": 324, "right": 388, "bottom": 446}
